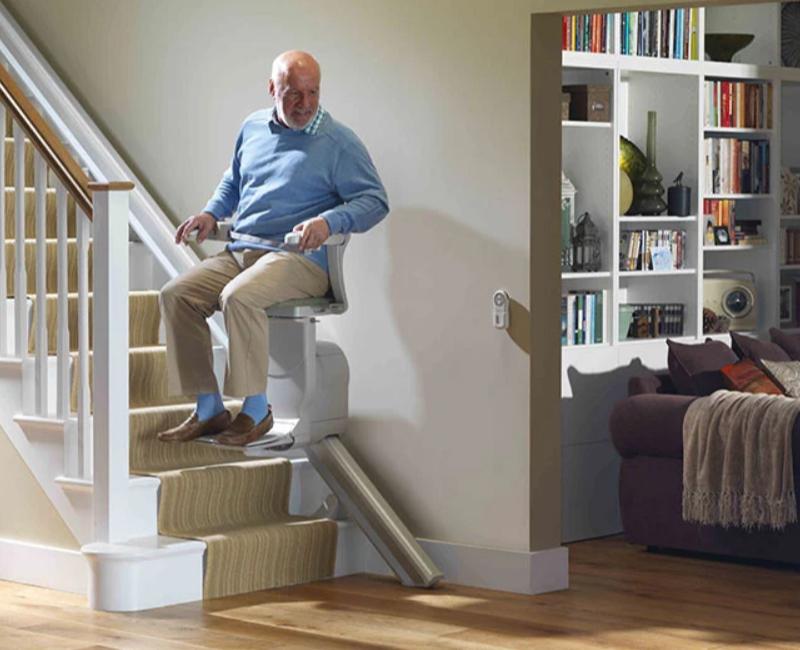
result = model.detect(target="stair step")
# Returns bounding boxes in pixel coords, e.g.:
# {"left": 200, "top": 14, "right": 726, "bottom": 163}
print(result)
{"left": 29, "top": 290, "right": 160, "bottom": 354}
{"left": 129, "top": 402, "right": 245, "bottom": 474}
{"left": 155, "top": 458, "right": 336, "bottom": 599}
{"left": 195, "top": 517, "right": 337, "bottom": 599}
{"left": 2, "top": 187, "right": 77, "bottom": 238}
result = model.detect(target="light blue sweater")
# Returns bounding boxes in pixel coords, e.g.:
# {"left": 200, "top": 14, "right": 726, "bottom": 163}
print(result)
{"left": 203, "top": 108, "right": 389, "bottom": 271}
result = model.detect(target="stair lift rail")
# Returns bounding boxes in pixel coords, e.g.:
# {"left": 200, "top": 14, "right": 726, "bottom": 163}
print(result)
{"left": 201, "top": 221, "right": 443, "bottom": 588}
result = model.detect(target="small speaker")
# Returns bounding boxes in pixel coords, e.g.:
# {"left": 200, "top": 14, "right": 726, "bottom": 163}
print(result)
{"left": 703, "top": 270, "right": 757, "bottom": 332}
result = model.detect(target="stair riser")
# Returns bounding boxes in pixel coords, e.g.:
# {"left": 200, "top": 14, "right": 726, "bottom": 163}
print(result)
{"left": 3, "top": 139, "right": 57, "bottom": 188}
{"left": 29, "top": 292, "right": 160, "bottom": 354}
{"left": 3, "top": 188, "right": 77, "bottom": 239}
{"left": 70, "top": 346, "right": 225, "bottom": 411}
{"left": 5, "top": 240, "right": 92, "bottom": 296}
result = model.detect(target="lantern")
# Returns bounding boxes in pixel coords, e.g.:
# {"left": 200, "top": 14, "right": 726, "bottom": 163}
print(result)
{"left": 572, "top": 212, "right": 601, "bottom": 272}
{"left": 561, "top": 172, "right": 576, "bottom": 272}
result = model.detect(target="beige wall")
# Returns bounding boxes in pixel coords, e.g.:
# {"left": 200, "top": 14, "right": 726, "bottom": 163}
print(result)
{"left": 4, "top": 0, "right": 536, "bottom": 551}
{"left": 0, "top": 427, "right": 78, "bottom": 548}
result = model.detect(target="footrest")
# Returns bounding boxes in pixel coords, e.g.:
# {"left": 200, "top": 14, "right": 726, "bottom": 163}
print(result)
{"left": 195, "top": 417, "right": 298, "bottom": 452}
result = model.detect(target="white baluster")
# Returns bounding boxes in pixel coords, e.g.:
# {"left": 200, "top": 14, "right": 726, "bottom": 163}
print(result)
{"left": 90, "top": 183, "right": 131, "bottom": 544}
{"left": 77, "top": 206, "right": 90, "bottom": 479}
{"left": 12, "top": 122, "right": 26, "bottom": 360}
{"left": 34, "top": 151, "right": 47, "bottom": 416}
{"left": 56, "top": 183, "right": 69, "bottom": 420}
{"left": 0, "top": 104, "right": 6, "bottom": 356}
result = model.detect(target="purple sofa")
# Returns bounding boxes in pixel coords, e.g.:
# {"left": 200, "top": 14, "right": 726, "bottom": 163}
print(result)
{"left": 609, "top": 372, "right": 800, "bottom": 564}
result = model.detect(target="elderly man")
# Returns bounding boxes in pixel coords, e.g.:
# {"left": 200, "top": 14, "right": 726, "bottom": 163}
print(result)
{"left": 158, "top": 50, "right": 388, "bottom": 446}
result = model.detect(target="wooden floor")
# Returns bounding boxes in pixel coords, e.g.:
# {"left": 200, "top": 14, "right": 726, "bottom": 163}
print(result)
{"left": 3, "top": 536, "right": 800, "bottom": 649}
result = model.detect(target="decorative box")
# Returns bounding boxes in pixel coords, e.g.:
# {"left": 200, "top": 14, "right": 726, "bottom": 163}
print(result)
{"left": 563, "top": 84, "right": 611, "bottom": 122}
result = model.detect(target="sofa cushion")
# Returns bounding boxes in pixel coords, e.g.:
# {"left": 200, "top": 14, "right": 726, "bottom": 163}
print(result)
{"left": 730, "top": 331, "right": 791, "bottom": 363}
{"left": 666, "top": 339, "right": 738, "bottom": 395}
{"left": 720, "top": 358, "right": 783, "bottom": 394}
{"left": 770, "top": 328, "right": 800, "bottom": 361}
{"left": 760, "top": 359, "right": 800, "bottom": 397}
{"left": 689, "top": 369, "right": 728, "bottom": 396}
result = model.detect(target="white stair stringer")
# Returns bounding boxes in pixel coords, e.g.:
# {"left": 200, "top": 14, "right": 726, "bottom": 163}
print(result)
{"left": 11, "top": 410, "right": 161, "bottom": 544}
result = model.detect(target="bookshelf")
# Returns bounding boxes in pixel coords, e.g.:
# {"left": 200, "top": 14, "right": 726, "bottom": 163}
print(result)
{"left": 560, "top": 3, "right": 796, "bottom": 543}
{"left": 561, "top": 4, "right": 795, "bottom": 351}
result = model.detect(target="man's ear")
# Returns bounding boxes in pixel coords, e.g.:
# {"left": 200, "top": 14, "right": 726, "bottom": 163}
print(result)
{"left": 268, "top": 78, "right": 276, "bottom": 99}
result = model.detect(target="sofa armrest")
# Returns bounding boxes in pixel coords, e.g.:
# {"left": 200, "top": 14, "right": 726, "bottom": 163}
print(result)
{"left": 610, "top": 393, "right": 696, "bottom": 459}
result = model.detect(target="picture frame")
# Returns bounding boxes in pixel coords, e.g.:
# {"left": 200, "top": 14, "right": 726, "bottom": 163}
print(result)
{"left": 650, "top": 246, "right": 673, "bottom": 272}
{"left": 713, "top": 226, "right": 730, "bottom": 246}
{"left": 781, "top": 284, "right": 794, "bottom": 323}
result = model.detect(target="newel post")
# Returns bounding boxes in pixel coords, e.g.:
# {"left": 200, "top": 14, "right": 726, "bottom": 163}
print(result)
{"left": 89, "top": 181, "right": 133, "bottom": 543}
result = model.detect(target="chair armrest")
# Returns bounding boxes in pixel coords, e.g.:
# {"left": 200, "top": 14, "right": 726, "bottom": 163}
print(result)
{"left": 610, "top": 393, "right": 696, "bottom": 459}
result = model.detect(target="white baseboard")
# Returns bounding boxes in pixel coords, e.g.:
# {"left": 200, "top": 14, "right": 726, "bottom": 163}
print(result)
{"left": 356, "top": 535, "right": 569, "bottom": 595}
{"left": 0, "top": 537, "right": 87, "bottom": 594}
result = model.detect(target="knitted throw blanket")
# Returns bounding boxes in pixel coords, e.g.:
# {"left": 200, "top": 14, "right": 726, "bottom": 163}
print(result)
{"left": 683, "top": 389, "right": 800, "bottom": 530}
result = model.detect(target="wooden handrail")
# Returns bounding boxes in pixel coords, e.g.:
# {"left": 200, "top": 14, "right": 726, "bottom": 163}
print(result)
{"left": 0, "top": 64, "right": 92, "bottom": 217}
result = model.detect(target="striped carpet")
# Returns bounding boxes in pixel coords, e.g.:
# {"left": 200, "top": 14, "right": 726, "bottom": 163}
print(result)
{"left": 10, "top": 117, "right": 337, "bottom": 599}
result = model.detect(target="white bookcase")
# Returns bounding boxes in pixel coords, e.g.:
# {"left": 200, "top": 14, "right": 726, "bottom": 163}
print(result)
{"left": 560, "top": 3, "right": 800, "bottom": 542}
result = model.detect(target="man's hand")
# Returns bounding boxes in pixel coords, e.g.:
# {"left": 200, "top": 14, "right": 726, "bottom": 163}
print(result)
{"left": 293, "top": 216, "right": 330, "bottom": 251}
{"left": 175, "top": 212, "right": 217, "bottom": 245}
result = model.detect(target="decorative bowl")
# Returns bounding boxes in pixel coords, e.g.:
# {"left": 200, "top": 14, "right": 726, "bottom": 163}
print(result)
{"left": 705, "top": 33, "right": 755, "bottom": 63}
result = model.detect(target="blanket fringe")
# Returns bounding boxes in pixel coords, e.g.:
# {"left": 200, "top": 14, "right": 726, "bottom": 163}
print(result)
{"left": 683, "top": 487, "right": 798, "bottom": 531}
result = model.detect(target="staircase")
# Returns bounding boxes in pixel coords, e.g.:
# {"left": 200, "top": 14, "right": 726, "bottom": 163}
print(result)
{"left": 0, "top": 50, "right": 342, "bottom": 609}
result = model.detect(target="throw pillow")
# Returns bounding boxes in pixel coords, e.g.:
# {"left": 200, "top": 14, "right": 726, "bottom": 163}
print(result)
{"left": 730, "top": 331, "right": 791, "bottom": 363}
{"left": 689, "top": 369, "right": 728, "bottom": 396}
{"left": 720, "top": 359, "right": 783, "bottom": 395}
{"left": 666, "top": 339, "right": 738, "bottom": 395}
{"left": 760, "top": 359, "right": 800, "bottom": 397}
{"left": 770, "top": 328, "right": 800, "bottom": 361}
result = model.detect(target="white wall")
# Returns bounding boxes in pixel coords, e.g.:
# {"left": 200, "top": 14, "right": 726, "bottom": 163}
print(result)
{"left": 4, "top": 0, "right": 534, "bottom": 551}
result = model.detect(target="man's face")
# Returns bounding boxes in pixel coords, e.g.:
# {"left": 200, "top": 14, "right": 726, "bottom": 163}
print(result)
{"left": 269, "top": 67, "right": 320, "bottom": 130}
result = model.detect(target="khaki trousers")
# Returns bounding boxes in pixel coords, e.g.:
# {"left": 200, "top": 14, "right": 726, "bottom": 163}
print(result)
{"left": 160, "top": 249, "right": 329, "bottom": 398}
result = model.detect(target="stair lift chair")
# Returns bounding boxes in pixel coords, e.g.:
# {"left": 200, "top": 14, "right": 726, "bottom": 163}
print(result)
{"left": 199, "top": 221, "right": 443, "bottom": 588}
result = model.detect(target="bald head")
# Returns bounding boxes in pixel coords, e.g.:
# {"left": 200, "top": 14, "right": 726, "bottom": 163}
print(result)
{"left": 269, "top": 51, "right": 322, "bottom": 130}
{"left": 271, "top": 50, "right": 321, "bottom": 84}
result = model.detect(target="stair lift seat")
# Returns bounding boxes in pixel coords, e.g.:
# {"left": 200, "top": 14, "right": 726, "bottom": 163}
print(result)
{"left": 197, "top": 221, "right": 350, "bottom": 451}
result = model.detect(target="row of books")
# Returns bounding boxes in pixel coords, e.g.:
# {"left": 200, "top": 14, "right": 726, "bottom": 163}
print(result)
{"left": 704, "top": 81, "right": 773, "bottom": 130}
{"left": 562, "top": 14, "right": 611, "bottom": 53}
{"left": 620, "top": 8, "right": 699, "bottom": 60}
{"left": 619, "top": 303, "right": 685, "bottom": 340}
{"left": 561, "top": 291, "right": 605, "bottom": 346}
{"left": 704, "top": 138, "right": 770, "bottom": 195}
{"left": 619, "top": 229, "right": 687, "bottom": 271}
{"left": 780, "top": 228, "right": 800, "bottom": 265}
{"left": 703, "top": 198, "right": 736, "bottom": 242}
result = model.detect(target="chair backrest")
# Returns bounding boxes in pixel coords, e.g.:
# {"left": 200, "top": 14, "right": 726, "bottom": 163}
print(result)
{"left": 265, "top": 234, "right": 351, "bottom": 318}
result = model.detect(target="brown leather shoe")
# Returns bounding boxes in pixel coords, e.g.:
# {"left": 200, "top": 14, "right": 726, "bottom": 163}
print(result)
{"left": 157, "top": 409, "right": 232, "bottom": 442}
{"left": 216, "top": 410, "right": 274, "bottom": 446}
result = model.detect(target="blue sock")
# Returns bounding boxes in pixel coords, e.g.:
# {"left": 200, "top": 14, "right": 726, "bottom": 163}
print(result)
{"left": 241, "top": 393, "right": 269, "bottom": 422}
{"left": 196, "top": 392, "right": 225, "bottom": 421}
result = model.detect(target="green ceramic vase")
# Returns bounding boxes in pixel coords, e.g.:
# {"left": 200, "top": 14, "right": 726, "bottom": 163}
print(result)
{"left": 631, "top": 111, "right": 667, "bottom": 216}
